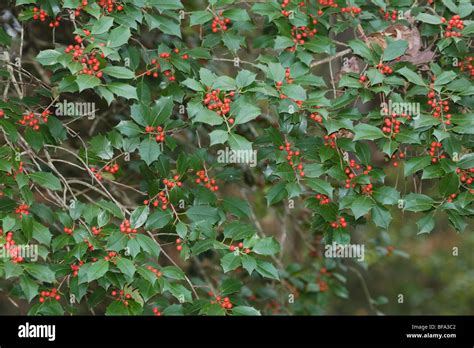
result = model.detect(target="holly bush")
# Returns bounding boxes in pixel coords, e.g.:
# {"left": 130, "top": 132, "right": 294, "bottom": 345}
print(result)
{"left": 0, "top": 0, "right": 472, "bottom": 316}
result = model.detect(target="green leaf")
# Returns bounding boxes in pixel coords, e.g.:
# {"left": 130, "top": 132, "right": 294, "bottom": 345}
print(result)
{"left": 241, "top": 254, "right": 257, "bottom": 275}
{"left": 221, "top": 253, "right": 241, "bottom": 273}
{"left": 116, "top": 258, "right": 136, "bottom": 279}
{"left": 29, "top": 172, "right": 62, "bottom": 191}
{"left": 305, "top": 178, "right": 334, "bottom": 199}
{"left": 404, "top": 156, "right": 431, "bottom": 176}
{"left": 107, "top": 26, "right": 131, "bottom": 47}
{"left": 397, "top": 67, "right": 426, "bottom": 86}
{"left": 256, "top": 260, "right": 279, "bottom": 280}
{"left": 92, "top": 16, "right": 114, "bottom": 35}
{"left": 20, "top": 275, "right": 38, "bottom": 302}
{"left": 145, "top": 13, "right": 181, "bottom": 38}
{"left": 101, "top": 66, "right": 135, "bottom": 79}
{"left": 252, "top": 237, "right": 280, "bottom": 255}
{"left": 146, "top": 209, "right": 172, "bottom": 229}
{"left": 86, "top": 259, "right": 109, "bottom": 282}
{"left": 383, "top": 40, "right": 408, "bottom": 61}
{"left": 232, "top": 306, "right": 261, "bottom": 316}
{"left": 36, "top": 50, "right": 62, "bottom": 66}
{"left": 130, "top": 206, "right": 149, "bottom": 228}
{"left": 194, "top": 109, "right": 223, "bottom": 126}
{"left": 353, "top": 124, "right": 385, "bottom": 141}
{"left": 372, "top": 205, "right": 392, "bottom": 229}
{"left": 209, "top": 130, "right": 229, "bottom": 146}
{"left": 76, "top": 74, "right": 101, "bottom": 92}
{"left": 439, "top": 172, "right": 459, "bottom": 196}
{"left": 139, "top": 138, "right": 161, "bottom": 165}
{"left": 373, "top": 186, "right": 400, "bottom": 205}
{"left": 25, "top": 264, "right": 56, "bottom": 283}
{"left": 266, "top": 182, "right": 287, "bottom": 206}
{"left": 404, "top": 193, "right": 435, "bottom": 212}
{"left": 351, "top": 196, "right": 375, "bottom": 219}
{"left": 417, "top": 213, "right": 435, "bottom": 234}
{"left": 236, "top": 70, "right": 257, "bottom": 88}
{"left": 415, "top": 13, "right": 442, "bottom": 25}
{"left": 107, "top": 83, "right": 138, "bottom": 100}
{"left": 186, "top": 205, "right": 219, "bottom": 223}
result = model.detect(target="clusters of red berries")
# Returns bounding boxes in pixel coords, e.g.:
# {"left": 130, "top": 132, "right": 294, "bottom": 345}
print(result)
{"left": 90, "top": 167, "right": 103, "bottom": 181}
{"left": 92, "top": 226, "right": 103, "bottom": 235}
{"left": 65, "top": 38, "right": 105, "bottom": 79}
{"left": 15, "top": 204, "right": 29, "bottom": 218}
{"left": 290, "top": 25, "right": 317, "bottom": 46}
{"left": 376, "top": 63, "right": 393, "bottom": 75}
{"left": 63, "top": 227, "right": 74, "bottom": 235}
{"left": 120, "top": 219, "right": 137, "bottom": 235}
{"left": 195, "top": 170, "right": 219, "bottom": 191}
{"left": 111, "top": 289, "right": 131, "bottom": 306}
{"left": 229, "top": 241, "right": 251, "bottom": 254}
{"left": 341, "top": 7, "right": 361, "bottom": 14}
{"left": 163, "top": 176, "right": 183, "bottom": 190}
{"left": 317, "top": 267, "right": 331, "bottom": 292}
{"left": 280, "top": 0, "right": 305, "bottom": 16}
{"left": 175, "top": 238, "right": 183, "bottom": 251}
{"left": 83, "top": 238, "right": 94, "bottom": 251}
{"left": 427, "top": 85, "right": 452, "bottom": 125}
{"left": 32, "top": 7, "right": 48, "bottom": 22}
{"left": 331, "top": 216, "right": 347, "bottom": 229}
{"left": 456, "top": 167, "right": 474, "bottom": 186}
{"left": 381, "top": 9, "right": 398, "bottom": 21}
{"left": 344, "top": 160, "right": 372, "bottom": 189}
{"left": 1, "top": 230, "right": 23, "bottom": 263}
{"left": 428, "top": 141, "right": 446, "bottom": 163}
{"left": 146, "top": 265, "right": 162, "bottom": 278}
{"left": 203, "top": 89, "right": 236, "bottom": 123}
{"left": 318, "top": 0, "right": 337, "bottom": 8}
{"left": 6, "top": 162, "right": 24, "bottom": 179}
{"left": 19, "top": 111, "right": 47, "bottom": 131}
{"left": 104, "top": 163, "right": 119, "bottom": 174}
{"left": 70, "top": 260, "right": 84, "bottom": 277}
{"left": 145, "top": 125, "right": 166, "bottom": 143}
{"left": 315, "top": 194, "right": 330, "bottom": 205}
{"left": 381, "top": 113, "right": 403, "bottom": 138}
{"left": 152, "top": 307, "right": 162, "bottom": 316}
{"left": 279, "top": 142, "right": 305, "bottom": 177}
{"left": 361, "top": 183, "right": 374, "bottom": 195}
{"left": 211, "top": 12, "right": 231, "bottom": 32}
{"left": 39, "top": 288, "right": 61, "bottom": 303}
{"left": 390, "top": 151, "right": 405, "bottom": 167}
{"left": 323, "top": 133, "right": 337, "bottom": 148}
{"left": 309, "top": 111, "right": 323, "bottom": 123}
{"left": 144, "top": 191, "right": 169, "bottom": 210}
{"left": 103, "top": 251, "right": 117, "bottom": 261}
{"left": 446, "top": 193, "right": 458, "bottom": 203}
{"left": 458, "top": 57, "right": 474, "bottom": 77}
{"left": 442, "top": 15, "right": 464, "bottom": 37}
{"left": 208, "top": 291, "right": 233, "bottom": 309}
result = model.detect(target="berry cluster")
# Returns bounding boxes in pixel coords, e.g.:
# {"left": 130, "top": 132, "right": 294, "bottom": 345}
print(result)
{"left": 290, "top": 25, "right": 317, "bottom": 46}
{"left": 381, "top": 113, "right": 403, "bottom": 138}
{"left": 229, "top": 241, "right": 251, "bottom": 254}
{"left": 361, "top": 183, "right": 373, "bottom": 195}
{"left": 376, "top": 63, "right": 393, "bottom": 75}
{"left": 341, "top": 7, "right": 361, "bottom": 14}
{"left": 15, "top": 203, "right": 29, "bottom": 218}
{"left": 278, "top": 142, "right": 305, "bottom": 177}
{"left": 443, "top": 15, "right": 464, "bottom": 38}
{"left": 152, "top": 307, "right": 162, "bottom": 316}
{"left": 65, "top": 39, "right": 104, "bottom": 79}
{"left": 103, "top": 251, "right": 117, "bottom": 261}
{"left": 331, "top": 216, "right": 347, "bottom": 229}
{"left": 208, "top": 291, "right": 233, "bottom": 309}
{"left": 446, "top": 193, "right": 458, "bottom": 203}
{"left": 203, "top": 89, "right": 236, "bottom": 123}
{"left": 309, "top": 111, "right": 323, "bottom": 123}
{"left": 456, "top": 167, "right": 474, "bottom": 186}
{"left": 120, "top": 219, "right": 137, "bottom": 235}
{"left": 458, "top": 56, "right": 474, "bottom": 77}
{"left": 19, "top": 112, "right": 45, "bottom": 131}
{"left": 280, "top": 0, "right": 305, "bottom": 17}
{"left": 381, "top": 9, "right": 398, "bottom": 21}
{"left": 175, "top": 238, "right": 183, "bottom": 251}
{"left": 428, "top": 141, "right": 446, "bottom": 163}
{"left": 32, "top": 7, "right": 48, "bottom": 22}
{"left": 317, "top": 267, "right": 331, "bottom": 292}
{"left": 63, "top": 227, "right": 74, "bottom": 235}
{"left": 145, "top": 125, "right": 166, "bottom": 143}
{"left": 390, "top": 151, "right": 405, "bottom": 167}
{"left": 1, "top": 230, "right": 23, "bottom": 263}
{"left": 143, "top": 190, "right": 169, "bottom": 210}
{"left": 343, "top": 160, "right": 372, "bottom": 189}
{"left": 104, "top": 163, "right": 119, "bottom": 174}
{"left": 323, "top": 133, "right": 337, "bottom": 148}
{"left": 146, "top": 265, "right": 162, "bottom": 278}
{"left": 92, "top": 226, "right": 103, "bottom": 235}
{"left": 315, "top": 194, "right": 330, "bottom": 205}
{"left": 318, "top": 0, "right": 338, "bottom": 8}
{"left": 111, "top": 289, "right": 131, "bottom": 306}
{"left": 83, "top": 238, "right": 94, "bottom": 251}
{"left": 211, "top": 13, "right": 231, "bottom": 32}
{"left": 39, "top": 288, "right": 61, "bottom": 303}
{"left": 90, "top": 167, "right": 103, "bottom": 181}
{"left": 70, "top": 260, "right": 84, "bottom": 277}
{"left": 163, "top": 176, "right": 183, "bottom": 189}
{"left": 195, "top": 170, "right": 219, "bottom": 191}
{"left": 427, "top": 86, "right": 451, "bottom": 125}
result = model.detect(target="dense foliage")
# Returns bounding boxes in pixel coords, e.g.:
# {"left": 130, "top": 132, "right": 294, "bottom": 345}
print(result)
{"left": 0, "top": 0, "right": 472, "bottom": 315}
